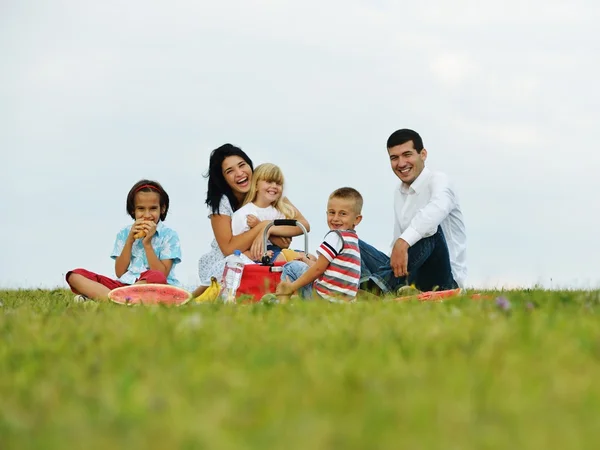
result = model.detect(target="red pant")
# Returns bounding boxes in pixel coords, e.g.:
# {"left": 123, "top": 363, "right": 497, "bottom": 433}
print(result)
{"left": 66, "top": 268, "right": 168, "bottom": 294}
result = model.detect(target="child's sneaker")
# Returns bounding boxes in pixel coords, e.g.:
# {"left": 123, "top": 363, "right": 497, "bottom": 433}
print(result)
{"left": 73, "top": 294, "right": 90, "bottom": 303}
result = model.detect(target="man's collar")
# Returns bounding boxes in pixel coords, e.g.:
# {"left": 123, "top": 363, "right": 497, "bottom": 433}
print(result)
{"left": 400, "top": 166, "right": 431, "bottom": 194}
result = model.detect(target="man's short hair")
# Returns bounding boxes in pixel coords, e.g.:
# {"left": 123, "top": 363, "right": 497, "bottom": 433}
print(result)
{"left": 329, "top": 187, "right": 363, "bottom": 214}
{"left": 387, "top": 129, "right": 424, "bottom": 152}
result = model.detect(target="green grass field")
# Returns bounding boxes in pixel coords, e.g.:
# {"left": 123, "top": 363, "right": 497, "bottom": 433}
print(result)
{"left": 2, "top": 289, "right": 600, "bottom": 449}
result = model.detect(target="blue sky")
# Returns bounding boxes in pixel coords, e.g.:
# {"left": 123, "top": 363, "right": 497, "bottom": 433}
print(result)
{"left": 2, "top": 0, "right": 600, "bottom": 290}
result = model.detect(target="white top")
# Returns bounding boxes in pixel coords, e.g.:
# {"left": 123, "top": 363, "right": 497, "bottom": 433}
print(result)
{"left": 231, "top": 203, "right": 285, "bottom": 244}
{"left": 392, "top": 167, "right": 467, "bottom": 288}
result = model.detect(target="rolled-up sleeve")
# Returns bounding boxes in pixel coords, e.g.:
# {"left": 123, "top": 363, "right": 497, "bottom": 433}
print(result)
{"left": 111, "top": 227, "right": 129, "bottom": 259}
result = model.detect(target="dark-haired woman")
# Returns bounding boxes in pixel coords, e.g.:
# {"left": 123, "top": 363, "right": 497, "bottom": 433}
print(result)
{"left": 194, "top": 144, "right": 310, "bottom": 297}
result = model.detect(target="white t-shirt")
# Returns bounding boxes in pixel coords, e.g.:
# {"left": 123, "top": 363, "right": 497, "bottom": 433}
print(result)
{"left": 231, "top": 203, "right": 286, "bottom": 243}
{"left": 316, "top": 231, "right": 343, "bottom": 260}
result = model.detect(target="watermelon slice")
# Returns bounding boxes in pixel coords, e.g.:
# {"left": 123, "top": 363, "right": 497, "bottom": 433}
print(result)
{"left": 108, "top": 283, "right": 192, "bottom": 306}
{"left": 394, "top": 288, "right": 463, "bottom": 302}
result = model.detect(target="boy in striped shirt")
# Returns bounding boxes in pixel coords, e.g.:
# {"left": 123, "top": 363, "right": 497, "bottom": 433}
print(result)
{"left": 276, "top": 187, "right": 362, "bottom": 302}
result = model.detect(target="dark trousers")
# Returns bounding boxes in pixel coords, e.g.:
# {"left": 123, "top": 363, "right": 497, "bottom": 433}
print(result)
{"left": 358, "top": 227, "right": 458, "bottom": 293}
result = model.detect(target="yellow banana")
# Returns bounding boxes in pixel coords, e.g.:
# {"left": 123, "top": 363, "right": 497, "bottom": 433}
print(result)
{"left": 194, "top": 277, "right": 220, "bottom": 303}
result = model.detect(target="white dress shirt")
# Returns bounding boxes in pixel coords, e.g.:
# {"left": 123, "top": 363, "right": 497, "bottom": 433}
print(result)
{"left": 392, "top": 167, "right": 467, "bottom": 288}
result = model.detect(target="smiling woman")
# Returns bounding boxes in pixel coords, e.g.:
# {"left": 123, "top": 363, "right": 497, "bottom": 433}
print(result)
{"left": 193, "top": 145, "right": 310, "bottom": 297}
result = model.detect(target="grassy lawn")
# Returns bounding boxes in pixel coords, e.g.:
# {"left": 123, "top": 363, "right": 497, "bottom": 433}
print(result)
{"left": 1, "top": 289, "right": 600, "bottom": 449}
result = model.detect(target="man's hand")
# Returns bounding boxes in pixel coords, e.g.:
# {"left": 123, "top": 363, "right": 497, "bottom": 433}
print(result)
{"left": 390, "top": 238, "right": 409, "bottom": 278}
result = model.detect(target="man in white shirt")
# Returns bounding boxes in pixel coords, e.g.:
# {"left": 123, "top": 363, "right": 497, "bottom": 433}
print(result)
{"left": 359, "top": 129, "right": 467, "bottom": 293}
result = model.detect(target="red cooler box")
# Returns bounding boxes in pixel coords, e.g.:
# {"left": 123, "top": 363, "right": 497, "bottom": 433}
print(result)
{"left": 236, "top": 262, "right": 285, "bottom": 300}
{"left": 235, "top": 219, "right": 309, "bottom": 302}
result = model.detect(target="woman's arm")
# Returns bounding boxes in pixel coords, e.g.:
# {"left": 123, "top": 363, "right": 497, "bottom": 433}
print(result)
{"left": 268, "top": 200, "right": 311, "bottom": 238}
{"left": 212, "top": 214, "right": 270, "bottom": 256}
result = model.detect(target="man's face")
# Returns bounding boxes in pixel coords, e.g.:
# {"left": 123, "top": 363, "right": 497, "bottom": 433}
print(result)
{"left": 388, "top": 140, "right": 427, "bottom": 185}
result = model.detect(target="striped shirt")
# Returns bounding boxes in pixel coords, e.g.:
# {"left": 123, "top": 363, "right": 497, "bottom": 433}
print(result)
{"left": 314, "top": 229, "right": 361, "bottom": 302}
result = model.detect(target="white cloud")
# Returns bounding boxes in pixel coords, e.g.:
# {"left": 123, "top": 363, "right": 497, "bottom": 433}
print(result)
{"left": 429, "top": 53, "right": 480, "bottom": 87}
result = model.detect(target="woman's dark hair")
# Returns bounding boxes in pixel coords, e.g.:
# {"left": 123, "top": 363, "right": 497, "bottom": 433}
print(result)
{"left": 205, "top": 144, "right": 254, "bottom": 214}
{"left": 386, "top": 129, "right": 424, "bottom": 152}
{"left": 126, "top": 179, "right": 170, "bottom": 221}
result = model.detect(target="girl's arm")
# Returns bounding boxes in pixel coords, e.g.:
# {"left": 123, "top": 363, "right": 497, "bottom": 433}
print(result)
{"left": 115, "top": 221, "right": 145, "bottom": 277}
{"left": 115, "top": 238, "right": 134, "bottom": 277}
{"left": 269, "top": 235, "right": 292, "bottom": 249}
{"left": 143, "top": 243, "right": 173, "bottom": 276}
{"left": 140, "top": 221, "right": 178, "bottom": 276}
{"left": 212, "top": 214, "right": 270, "bottom": 256}
{"left": 268, "top": 200, "right": 310, "bottom": 237}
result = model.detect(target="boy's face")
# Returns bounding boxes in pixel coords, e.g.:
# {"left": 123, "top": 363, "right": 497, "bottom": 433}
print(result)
{"left": 326, "top": 197, "right": 362, "bottom": 231}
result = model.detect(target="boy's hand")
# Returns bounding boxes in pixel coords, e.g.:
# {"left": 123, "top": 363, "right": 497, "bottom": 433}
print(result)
{"left": 276, "top": 278, "right": 295, "bottom": 296}
{"left": 246, "top": 214, "right": 260, "bottom": 228}
{"left": 299, "top": 253, "right": 316, "bottom": 265}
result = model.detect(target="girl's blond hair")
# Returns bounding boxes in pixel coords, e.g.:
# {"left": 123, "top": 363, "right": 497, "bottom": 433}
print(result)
{"left": 243, "top": 163, "right": 296, "bottom": 219}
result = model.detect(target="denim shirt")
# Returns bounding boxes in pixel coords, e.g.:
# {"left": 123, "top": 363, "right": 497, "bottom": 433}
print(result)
{"left": 111, "top": 221, "right": 182, "bottom": 286}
